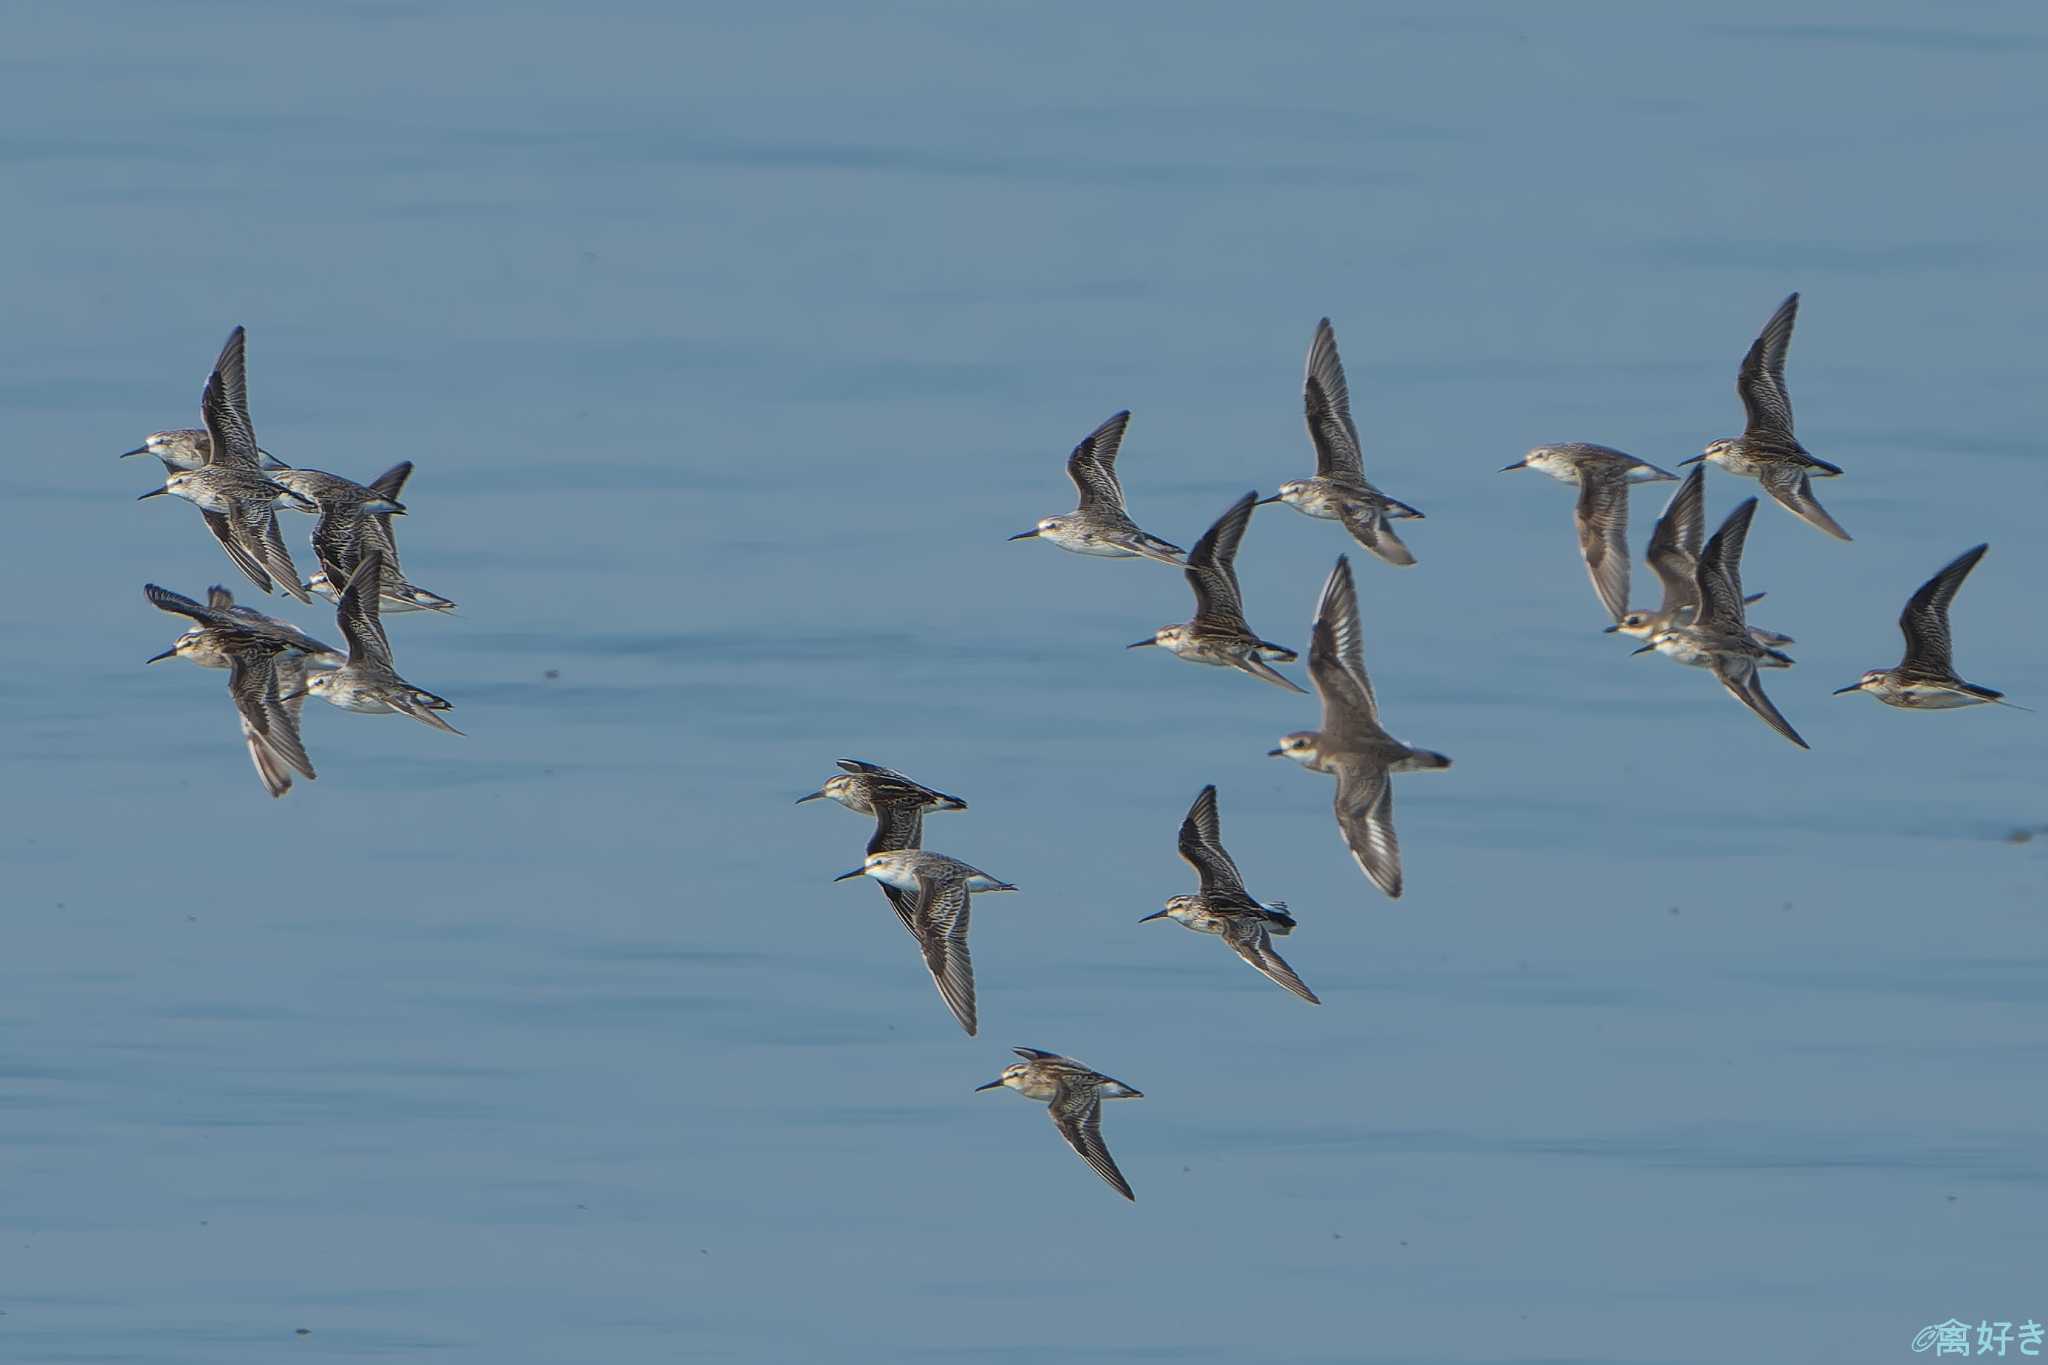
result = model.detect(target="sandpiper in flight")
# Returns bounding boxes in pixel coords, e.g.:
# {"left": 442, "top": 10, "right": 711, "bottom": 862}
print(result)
{"left": 1261, "top": 318, "right": 1424, "bottom": 566}
{"left": 1634, "top": 498, "right": 1807, "bottom": 748}
{"left": 302, "top": 461, "right": 458, "bottom": 614}
{"left": 1140, "top": 785, "right": 1319, "bottom": 1004}
{"left": 836, "top": 849, "right": 1016, "bottom": 1037}
{"left": 800, "top": 759, "right": 969, "bottom": 934}
{"left": 975, "top": 1048, "right": 1144, "bottom": 1201}
{"left": 142, "top": 584, "right": 319, "bottom": 798}
{"left": 136, "top": 327, "right": 315, "bottom": 601}
{"left": 1835, "top": 544, "right": 2016, "bottom": 710}
{"left": 1272, "top": 556, "right": 1452, "bottom": 898}
{"left": 296, "top": 550, "right": 462, "bottom": 734}
{"left": 1604, "top": 465, "right": 1792, "bottom": 650}
{"left": 1008, "top": 411, "right": 1186, "bottom": 566}
{"left": 1501, "top": 443, "right": 1678, "bottom": 624}
{"left": 1682, "top": 293, "right": 1851, "bottom": 541}
{"left": 1128, "top": 491, "right": 1304, "bottom": 693}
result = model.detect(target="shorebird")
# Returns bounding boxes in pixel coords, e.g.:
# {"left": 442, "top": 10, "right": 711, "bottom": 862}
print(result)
{"left": 1261, "top": 317, "right": 1423, "bottom": 566}
{"left": 799, "top": 759, "right": 968, "bottom": 935}
{"left": 1272, "top": 556, "right": 1451, "bottom": 898}
{"left": 1128, "top": 491, "right": 1304, "bottom": 693}
{"left": 120, "top": 428, "right": 283, "bottom": 473}
{"left": 142, "top": 583, "right": 319, "bottom": 798}
{"left": 975, "top": 1048, "right": 1143, "bottom": 1201}
{"left": 1501, "top": 443, "right": 1678, "bottom": 624}
{"left": 1635, "top": 498, "right": 1807, "bottom": 748}
{"left": 302, "top": 461, "right": 458, "bottom": 614}
{"left": 146, "top": 584, "right": 342, "bottom": 670}
{"left": 1683, "top": 293, "right": 1851, "bottom": 541}
{"left": 1140, "top": 785, "right": 1318, "bottom": 1004}
{"left": 1009, "top": 411, "right": 1186, "bottom": 566}
{"left": 136, "top": 327, "right": 314, "bottom": 601}
{"left": 1836, "top": 544, "right": 2017, "bottom": 710}
{"left": 270, "top": 466, "right": 407, "bottom": 594}
{"left": 1605, "top": 465, "right": 1793, "bottom": 650}
{"left": 296, "top": 550, "right": 461, "bottom": 734}
{"left": 835, "top": 849, "right": 1015, "bottom": 1037}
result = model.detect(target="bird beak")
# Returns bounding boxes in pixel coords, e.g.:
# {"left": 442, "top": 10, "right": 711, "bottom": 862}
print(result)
{"left": 119, "top": 446, "right": 148, "bottom": 459}
{"left": 1499, "top": 460, "right": 1526, "bottom": 472}
{"left": 136, "top": 487, "right": 168, "bottom": 500}
{"left": 1266, "top": 747, "right": 1285, "bottom": 757}
{"left": 794, "top": 789, "right": 828, "bottom": 804}
{"left": 1255, "top": 493, "right": 1284, "bottom": 505}
{"left": 831, "top": 867, "right": 867, "bottom": 882}
{"left": 1630, "top": 643, "right": 1657, "bottom": 656}
{"left": 1126, "top": 638, "right": 1157, "bottom": 649}
{"left": 973, "top": 1079, "right": 1005, "bottom": 1092}
{"left": 278, "top": 688, "right": 307, "bottom": 703}
{"left": 1832, "top": 683, "right": 1862, "bottom": 695}
{"left": 1601, "top": 624, "right": 1621, "bottom": 634}
{"left": 1678, "top": 454, "right": 1706, "bottom": 466}
{"left": 1137, "top": 909, "right": 1170, "bottom": 923}
{"left": 1007, "top": 528, "right": 1039, "bottom": 541}
{"left": 145, "top": 648, "right": 177, "bottom": 664}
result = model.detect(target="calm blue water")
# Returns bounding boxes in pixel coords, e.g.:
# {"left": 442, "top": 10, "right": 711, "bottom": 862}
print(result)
{"left": 3, "top": 3, "right": 2045, "bottom": 1361}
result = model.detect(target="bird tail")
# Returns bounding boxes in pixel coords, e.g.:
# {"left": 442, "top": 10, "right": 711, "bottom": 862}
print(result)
{"left": 1406, "top": 748, "right": 1453, "bottom": 771}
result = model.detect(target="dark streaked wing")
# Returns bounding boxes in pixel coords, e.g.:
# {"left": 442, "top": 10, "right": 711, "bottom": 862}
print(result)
{"left": 1758, "top": 462, "right": 1851, "bottom": 541}
{"left": 878, "top": 885, "right": 921, "bottom": 938}
{"left": 1332, "top": 759, "right": 1401, "bottom": 898}
{"left": 912, "top": 874, "right": 977, "bottom": 1036}
{"left": 227, "top": 647, "right": 317, "bottom": 783}
{"left": 199, "top": 508, "right": 275, "bottom": 593}
{"left": 1644, "top": 466, "right": 1706, "bottom": 617}
{"left": 199, "top": 328, "right": 262, "bottom": 470}
{"left": 275, "top": 654, "right": 312, "bottom": 727}
{"left": 310, "top": 503, "right": 367, "bottom": 590}
{"left": 205, "top": 585, "right": 236, "bottom": 611}
{"left": 1335, "top": 497, "right": 1416, "bottom": 567}
{"left": 1712, "top": 656, "right": 1809, "bottom": 749}
{"left": 337, "top": 551, "right": 394, "bottom": 668}
{"left": 242, "top": 499, "right": 310, "bottom": 602}
{"left": 1692, "top": 498, "right": 1757, "bottom": 635}
{"left": 1049, "top": 1084, "right": 1133, "bottom": 1201}
{"left": 1185, "top": 493, "right": 1256, "bottom": 629}
{"left": 390, "top": 692, "right": 463, "bottom": 734}
{"left": 1064, "top": 410, "right": 1132, "bottom": 513}
{"left": 1307, "top": 556, "right": 1382, "bottom": 738}
{"left": 1222, "top": 917, "right": 1321, "bottom": 1004}
{"left": 868, "top": 802, "right": 924, "bottom": 857}
{"left": 1303, "top": 318, "right": 1365, "bottom": 482}
{"left": 1574, "top": 472, "right": 1632, "bottom": 624}
{"left": 1176, "top": 784, "right": 1246, "bottom": 898}
{"left": 1736, "top": 293, "right": 1799, "bottom": 438}
{"left": 1899, "top": 544, "right": 1987, "bottom": 674}
{"left": 144, "top": 583, "right": 217, "bottom": 625}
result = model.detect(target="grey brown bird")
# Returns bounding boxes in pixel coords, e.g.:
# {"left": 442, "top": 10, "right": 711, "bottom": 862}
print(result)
{"left": 302, "top": 461, "right": 458, "bottom": 614}
{"left": 1836, "top": 544, "right": 2017, "bottom": 710}
{"left": 1140, "top": 785, "right": 1318, "bottom": 1004}
{"left": 142, "top": 583, "right": 319, "bottom": 798}
{"left": 975, "top": 1048, "right": 1144, "bottom": 1201}
{"left": 1128, "top": 492, "right": 1304, "bottom": 693}
{"left": 1501, "top": 442, "right": 1678, "bottom": 624}
{"left": 1635, "top": 498, "right": 1807, "bottom": 748}
{"left": 1271, "top": 556, "right": 1451, "bottom": 898}
{"left": 799, "top": 759, "right": 968, "bottom": 934}
{"left": 136, "top": 327, "right": 314, "bottom": 601}
{"left": 1683, "top": 293, "right": 1851, "bottom": 541}
{"left": 835, "top": 849, "right": 1015, "bottom": 1036}
{"left": 1009, "top": 411, "right": 1186, "bottom": 565}
{"left": 297, "top": 550, "right": 461, "bottom": 734}
{"left": 1605, "top": 465, "right": 1792, "bottom": 649}
{"left": 1261, "top": 318, "right": 1423, "bottom": 567}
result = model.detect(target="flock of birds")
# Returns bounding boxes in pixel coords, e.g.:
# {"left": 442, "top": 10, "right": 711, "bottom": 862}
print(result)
{"left": 129, "top": 327, "right": 464, "bottom": 797}
{"left": 802, "top": 297, "right": 2021, "bottom": 1202}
